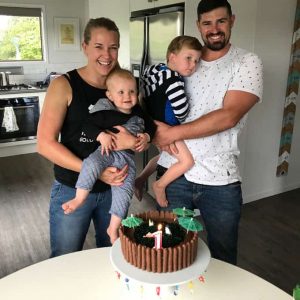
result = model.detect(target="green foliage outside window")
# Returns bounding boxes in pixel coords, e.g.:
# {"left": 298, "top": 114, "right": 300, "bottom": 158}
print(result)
{"left": 0, "top": 16, "right": 43, "bottom": 61}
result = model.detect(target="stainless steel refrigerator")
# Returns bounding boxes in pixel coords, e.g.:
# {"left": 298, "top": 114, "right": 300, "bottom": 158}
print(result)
{"left": 129, "top": 4, "right": 184, "bottom": 198}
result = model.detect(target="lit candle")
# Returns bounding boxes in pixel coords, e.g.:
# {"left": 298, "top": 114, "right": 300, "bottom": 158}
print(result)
{"left": 144, "top": 223, "right": 163, "bottom": 249}
{"left": 152, "top": 230, "right": 162, "bottom": 250}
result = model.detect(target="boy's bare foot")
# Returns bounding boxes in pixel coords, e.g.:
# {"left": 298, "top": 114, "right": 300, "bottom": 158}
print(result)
{"left": 134, "top": 177, "right": 145, "bottom": 201}
{"left": 62, "top": 198, "right": 83, "bottom": 215}
{"left": 152, "top": 181, "right": 168, "bottom": 207}
{"left": 107, "top": 226, "right": 119, "bottom": 245}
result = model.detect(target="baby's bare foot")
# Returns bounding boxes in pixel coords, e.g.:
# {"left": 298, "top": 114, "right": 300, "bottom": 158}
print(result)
{"left": 62, "top": 202, "right": 75, "bottom": 215}
{"left": 152, "top": 181, "right": 168, "bottom": 208}
{"left": 62, "top": 198, "right": 82, "bottom": 215}
{"left": 134, "top": 177, "right": 145, "bottom": 201}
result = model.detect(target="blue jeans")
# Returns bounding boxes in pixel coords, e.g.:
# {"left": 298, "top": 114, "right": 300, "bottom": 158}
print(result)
{"left": 49, "top": 180, "right": 112, "bottom": 257}
{"left": 157, "top": 166, "right": 242, "bottom": 265}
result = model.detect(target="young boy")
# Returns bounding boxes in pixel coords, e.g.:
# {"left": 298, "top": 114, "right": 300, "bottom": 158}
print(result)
{"left": 135, "top": 35, "right": 202, "bottom": 207}
{"left": 62, "top": 69, "right": 156, "bottom": 244}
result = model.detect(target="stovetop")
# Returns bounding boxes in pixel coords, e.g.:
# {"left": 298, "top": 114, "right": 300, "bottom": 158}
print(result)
{"left": 0, "top": 84, "right": 38, "bottom": 91}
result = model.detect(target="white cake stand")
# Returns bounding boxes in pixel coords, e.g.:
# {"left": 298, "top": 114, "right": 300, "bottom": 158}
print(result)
{"left": 110, "top": 238, "right": 211, "bottom": 286}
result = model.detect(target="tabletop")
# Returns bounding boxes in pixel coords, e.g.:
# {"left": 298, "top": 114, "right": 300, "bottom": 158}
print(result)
{"left": 0, "top": 246, "right": 293, "bottom": 300}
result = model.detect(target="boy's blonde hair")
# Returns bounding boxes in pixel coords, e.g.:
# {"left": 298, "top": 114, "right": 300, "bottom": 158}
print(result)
{"left": 166, "top": 35, "right": 202, "bottom": 62}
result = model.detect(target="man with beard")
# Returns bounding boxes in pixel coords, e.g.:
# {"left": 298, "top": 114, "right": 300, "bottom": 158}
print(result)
{"left": 153, "top": 0, "right": 263, "bottom": 265}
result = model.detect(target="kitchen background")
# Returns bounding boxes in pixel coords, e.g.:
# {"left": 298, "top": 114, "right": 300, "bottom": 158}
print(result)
{"left": 0, "top": 0, "right": 87, "bottom": 85}
{"left": 0, "top": 0, "right": 299, "bottom": 203}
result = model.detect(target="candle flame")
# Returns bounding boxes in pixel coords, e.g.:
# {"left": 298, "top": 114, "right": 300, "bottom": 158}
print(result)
{"left": 165, "top": 226, "right": 171, "bottom": 235}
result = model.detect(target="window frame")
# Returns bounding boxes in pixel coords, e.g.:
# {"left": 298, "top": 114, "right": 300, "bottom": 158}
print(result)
{"left": 0, "top": 4, "right": 47, "bottom": 64}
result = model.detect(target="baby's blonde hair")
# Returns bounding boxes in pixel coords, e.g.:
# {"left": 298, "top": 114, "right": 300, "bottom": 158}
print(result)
{"left": 106, "top": 68, "right": 136, "bottom": 90}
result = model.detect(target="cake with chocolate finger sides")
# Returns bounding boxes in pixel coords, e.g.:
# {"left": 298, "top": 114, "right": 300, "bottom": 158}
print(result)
{"left": 119, "top": 209, "right": 202, "bottom": 273}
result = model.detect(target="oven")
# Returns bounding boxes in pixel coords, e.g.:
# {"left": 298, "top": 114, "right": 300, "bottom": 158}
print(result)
{"left": 0, "top": 96, "right": 40, "bottom": 143}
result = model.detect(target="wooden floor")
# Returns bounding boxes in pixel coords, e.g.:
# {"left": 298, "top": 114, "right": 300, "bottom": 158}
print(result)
{"left": 0, "top": 153, "right": 299, "bottom": 295}
{"left": 238, "top": 188, "right": 300, "bottom": 294}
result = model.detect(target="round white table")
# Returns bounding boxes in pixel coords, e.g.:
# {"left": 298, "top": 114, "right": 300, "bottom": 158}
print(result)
{"left": 0, "top": 247, "right": 292, "bottom": 300}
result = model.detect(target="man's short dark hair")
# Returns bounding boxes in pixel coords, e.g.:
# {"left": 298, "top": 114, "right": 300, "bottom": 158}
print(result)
{"left": 197, "top": 0, "right": 232, "bottom": 19}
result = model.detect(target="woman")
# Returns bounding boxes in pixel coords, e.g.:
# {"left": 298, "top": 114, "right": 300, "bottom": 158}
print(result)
{"left": 37, "top": 18, "right": 136, "bottom": 257}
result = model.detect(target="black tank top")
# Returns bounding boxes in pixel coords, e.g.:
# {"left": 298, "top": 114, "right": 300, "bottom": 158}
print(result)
{"left": 54, "top": 69, "right": 109, "bottom": 192}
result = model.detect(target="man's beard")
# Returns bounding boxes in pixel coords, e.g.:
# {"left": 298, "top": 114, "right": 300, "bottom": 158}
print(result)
{"left": 204, "top": 32, "right": 230, "bottom": 51}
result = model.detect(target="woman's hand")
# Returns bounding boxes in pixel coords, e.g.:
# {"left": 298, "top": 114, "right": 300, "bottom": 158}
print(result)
{"left": 108, "top": 126, "right": 137, "bottom": 151}
{"left": 100, "top": 165, "right": 128, "bottom": 186}
{"left": 135, "top": 133, "right": 150, "bottom": 152}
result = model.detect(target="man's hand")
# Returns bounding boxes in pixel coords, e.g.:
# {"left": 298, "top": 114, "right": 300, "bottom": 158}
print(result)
{"left": 108, "top": 126, "right": 137, "bottom": 151}
{"left": 100, "top": 165, "right": 128, "bottom": 186}
{"left": 97, "top": 132, "right": 114, "bottom": 156}
{"left": 153, "top": 121, "right": 178, "bottom": 154}
{"left": 153, "top": 120, "right": 175, "bottom": 148}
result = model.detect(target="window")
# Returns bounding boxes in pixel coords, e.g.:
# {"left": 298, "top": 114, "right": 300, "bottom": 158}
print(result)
{"left": 0, "top": 6, "right": 44, "bottom": 62}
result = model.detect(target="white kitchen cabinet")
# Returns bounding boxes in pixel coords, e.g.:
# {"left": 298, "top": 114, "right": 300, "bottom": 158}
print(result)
{"left": 130, "top": 0, "right": 153, "bottom": 11}
{"left": 130, "top": 0, "right": 184, "bottom": 12}
{"left": 37, "top": 92, "right": 46, "bottom": 113}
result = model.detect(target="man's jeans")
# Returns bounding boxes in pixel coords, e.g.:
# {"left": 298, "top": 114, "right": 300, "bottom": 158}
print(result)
{"left": 157, "top": 166, "right": 242, "bottom": 265}
{"left": 49, "top": 180, "right": 112, "bottom": 257}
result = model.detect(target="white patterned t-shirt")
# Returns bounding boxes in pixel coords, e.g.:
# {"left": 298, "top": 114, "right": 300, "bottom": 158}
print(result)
{"left": 157, "top": 45, "right": 263, "bottom": 185}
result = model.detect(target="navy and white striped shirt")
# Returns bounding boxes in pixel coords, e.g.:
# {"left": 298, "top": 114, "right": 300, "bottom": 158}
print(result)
{"left": 141, "top": 63, "right": 189, "bottom": 125}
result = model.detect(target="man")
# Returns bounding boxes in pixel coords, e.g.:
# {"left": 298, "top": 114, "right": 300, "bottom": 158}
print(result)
{"left": 154, "top": 0, "right": 263, "bottom": 265}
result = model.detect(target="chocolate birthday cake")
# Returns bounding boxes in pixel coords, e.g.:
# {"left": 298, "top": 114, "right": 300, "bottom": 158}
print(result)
{"left": 118, "top": 210, "right": 198, "bottom": 273}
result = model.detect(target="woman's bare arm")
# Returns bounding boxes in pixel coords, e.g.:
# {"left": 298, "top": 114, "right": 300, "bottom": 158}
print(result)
{"left": 37, "top": 76, "right": 82, "bottom": 172}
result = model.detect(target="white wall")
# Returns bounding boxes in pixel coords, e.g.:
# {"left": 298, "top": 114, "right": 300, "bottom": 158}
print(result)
{"left": 0, "top": 0, "right": 87, "bottom": 83}
{"left": 241, "top": 0, "right": 300, "bottom": 202}
{"left": 186, "top": 0, "right": 300, "bottom": 202}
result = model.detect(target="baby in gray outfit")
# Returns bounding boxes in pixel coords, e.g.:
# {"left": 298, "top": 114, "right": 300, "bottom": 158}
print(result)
{"left": 62, "top": 69, "right": 156, "bottom": 244}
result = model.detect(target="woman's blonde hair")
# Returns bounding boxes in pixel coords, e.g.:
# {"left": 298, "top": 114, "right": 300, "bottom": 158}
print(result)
{"left": 83, "top": 17, "right": 120, "bottom": 45}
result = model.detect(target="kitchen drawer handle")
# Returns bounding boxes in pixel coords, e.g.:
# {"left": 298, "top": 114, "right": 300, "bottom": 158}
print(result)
{"left": 0, "top": 105, "right": 34, "bottom": 110}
